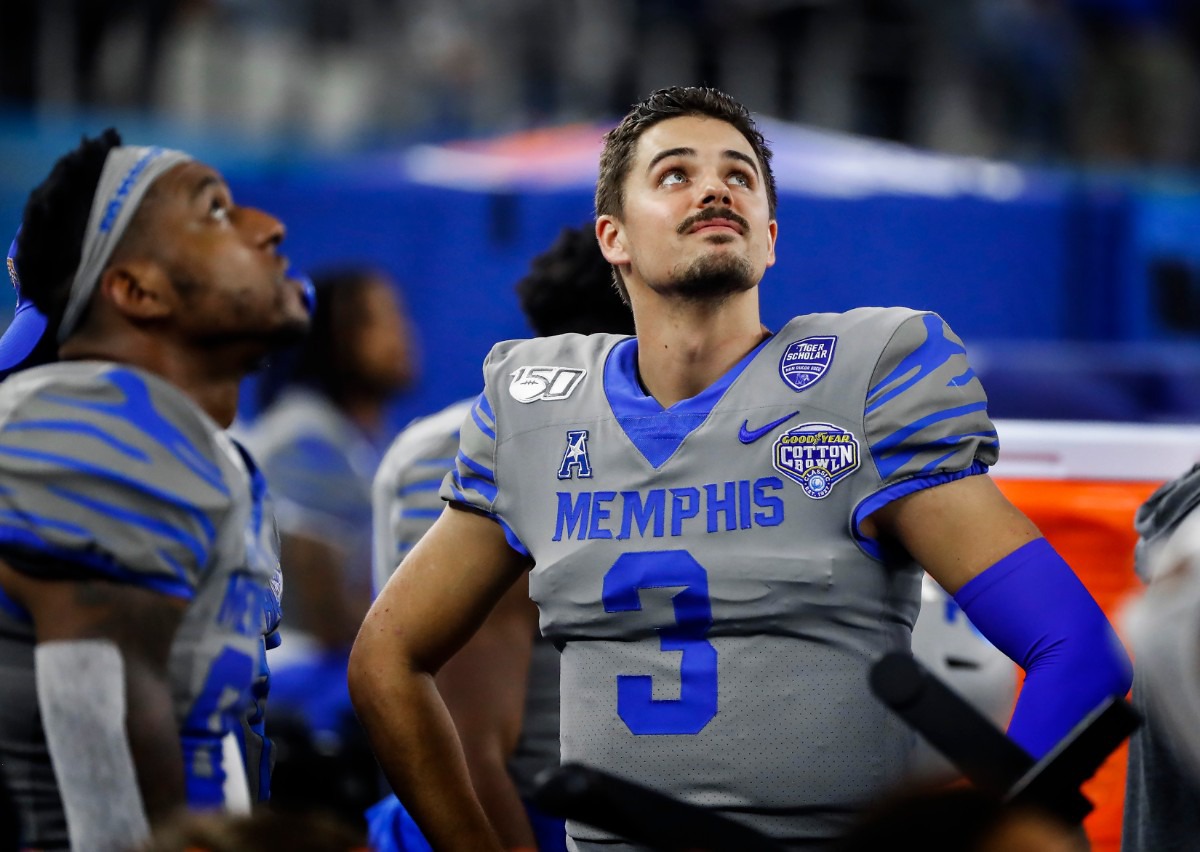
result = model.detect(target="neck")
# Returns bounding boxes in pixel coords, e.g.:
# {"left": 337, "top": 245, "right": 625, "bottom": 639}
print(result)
{"left": 60, "top": 334, "right": 249, "bottom": 428}
{"left": 629, "top": 287, "right": 767, "bottom": 408}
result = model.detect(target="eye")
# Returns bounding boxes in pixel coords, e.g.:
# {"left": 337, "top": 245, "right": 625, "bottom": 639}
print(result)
{"left": 659, "top": 169, "right": 687, "bottom": 187}
{"left": 208, "top": 196, "right": 230, "bottom": 222}
{"left": 728, "top": 171, "right": 752, "bottom": 188}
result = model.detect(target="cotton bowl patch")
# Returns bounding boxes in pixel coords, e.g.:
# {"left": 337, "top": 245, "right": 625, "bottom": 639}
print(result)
{"left": 773, "top": 422, "right": 860, "bottom": 499}
{"left": 779, "top": 335, "right": 836, "bottom": 392}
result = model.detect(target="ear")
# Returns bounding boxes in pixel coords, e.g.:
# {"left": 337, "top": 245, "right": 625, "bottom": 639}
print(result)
{"left": 764, "top": 218, "right": 778, "bottom": 269}
{"left": 99, "top": 259, "right": 173, "bottom": 324}
{"left": 596, "top": 214, "right": 630, "bottom": 268}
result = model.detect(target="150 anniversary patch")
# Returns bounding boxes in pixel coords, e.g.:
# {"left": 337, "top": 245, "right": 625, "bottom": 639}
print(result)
{"left": 772, "top": 422, "right": 860, "bottom": 499}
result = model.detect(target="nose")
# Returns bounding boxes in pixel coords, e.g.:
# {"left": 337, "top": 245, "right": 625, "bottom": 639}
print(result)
{"left": 237, "top": 206, "right": 286, "bottom": 253}
{"left": 699, "top": 172, "right": 732, "bottom": 208}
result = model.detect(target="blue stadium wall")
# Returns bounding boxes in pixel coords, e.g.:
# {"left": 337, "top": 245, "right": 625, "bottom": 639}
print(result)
{"left": 2, "top": 129, "right": 1197, "bottom": 431}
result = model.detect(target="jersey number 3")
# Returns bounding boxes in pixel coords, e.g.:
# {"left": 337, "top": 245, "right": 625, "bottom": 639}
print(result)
{"left": 602, "top": 550, "right": 717, "bottom": 735}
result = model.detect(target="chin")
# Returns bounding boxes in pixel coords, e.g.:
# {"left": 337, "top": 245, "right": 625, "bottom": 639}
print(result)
{"left": 668, "top": 253, "right": 757, "bottom": 301}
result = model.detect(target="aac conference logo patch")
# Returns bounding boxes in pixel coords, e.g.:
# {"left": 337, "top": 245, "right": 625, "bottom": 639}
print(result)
{"left": 773, "top": 422, "right": 860, "bottom": 499}
{"left": 508, "top": 366, "right": 586, "bottom": 403}
{"left": 779, "top": 335, "right": 836, "bottom": 392}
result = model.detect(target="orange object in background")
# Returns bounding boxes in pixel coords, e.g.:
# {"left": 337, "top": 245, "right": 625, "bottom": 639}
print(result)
{"left": 990, "top": 420, "right": 1200, "bottom": 852}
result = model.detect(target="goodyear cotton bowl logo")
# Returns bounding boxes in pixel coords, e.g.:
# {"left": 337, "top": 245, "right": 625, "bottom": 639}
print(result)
{"left": 508, "top": 366, "right": 586, "bottom": 403}
{"left": 779, "top": 335, "right": 836, "bottom": 392}
{"left": 773, "top": 422, "right": 860, "bottom": 499}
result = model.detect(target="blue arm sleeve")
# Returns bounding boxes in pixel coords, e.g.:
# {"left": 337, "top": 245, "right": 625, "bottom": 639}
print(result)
{"left": 952, "top": 537, "right": 1132, "bottom": 759}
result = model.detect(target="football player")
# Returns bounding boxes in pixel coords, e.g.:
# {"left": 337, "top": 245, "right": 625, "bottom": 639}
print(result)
{"left": 349, "top": 87, "right": 1132, "bottom": 851}
{"left": 0, "top": 129, "right": 310, "bottom": 851}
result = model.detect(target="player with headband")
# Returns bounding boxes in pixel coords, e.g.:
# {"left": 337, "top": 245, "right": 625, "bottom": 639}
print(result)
{"left": 0, "top": 128, "right": 311, "bottom": 852}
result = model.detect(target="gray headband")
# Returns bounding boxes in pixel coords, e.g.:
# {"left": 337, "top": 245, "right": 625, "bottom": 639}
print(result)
{"left": 58, "top": 145, "right": 193, "bottom": 343}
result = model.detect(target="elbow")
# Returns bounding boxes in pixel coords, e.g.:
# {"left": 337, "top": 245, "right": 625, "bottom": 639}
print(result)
{"left": 346, "top": 638, "right": 373, "bottom": 716}
{"left": 347, "top": 628, "right": 394, "bottom": 719}
{"left": 347, "top": 621, "right": 433, "bottom": 722}
{"left": 1079, "top": 617, "right": 1133, "bottom": 702}
{"left": 1042, "top": 620, "right": 1133, "bottom": 706}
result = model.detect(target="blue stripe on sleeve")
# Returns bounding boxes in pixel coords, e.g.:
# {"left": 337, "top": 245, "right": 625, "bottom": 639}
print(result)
{"left": 457, "top": 450, "right": 495, "bottom": 483}
{"left": 394, "top": 480, "right": 444, "bottom": 498}
{"left": 477, "top": 392, "right": 494, "bottom": 423}
{"left": 498, "top": 518, "right": 530, "bottom": 558}
{"left": 471, "top": 402, "right": 496, "bottom": 442}
{"left": 0, "top": 445, "right": 218, "bottom": 544}
{"left": 852, "top": 461, "right": 989, "bottom": 560}
{"left": 459, "top": 475, "right": 498, "bottom": 504}
{"left": 0, "top": 508, "right": 94, "bottom": 539}
{"left": 399, "top": 508, "right": 442, "bottom": 520}
{"left": 866, "top": 314, "right": 968, "bottom": 415}
{"left": 3, "top": 420, "right": 151, "bottom": 462}
{"left": 873, "top": 429, "right": 998, "bottom": 480}
{"left": 870, "top": 405, "right": 992, "bottom": 479}
{"left": 43, "top": 369, "right": 228, "bottom": 496}
{"left": 48, "top": 485, "right": 206, "bottom": 575}
{"left": 445, "top": 490, "right": 529, "bottom": 558}
{"left": 0, "top": 525, "right": 196, "bottom": 599}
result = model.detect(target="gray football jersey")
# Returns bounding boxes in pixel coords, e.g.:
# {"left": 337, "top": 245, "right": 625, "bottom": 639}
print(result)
{"left": 447, "top": 308, "right": 999, "bottom": 848}
{"left": 243, "top": 388, "right": 378, "bottom": 610}
{"left": 0, "top": 363, "right": 282, "bottom": 850}
{"left": 373, "top": 398, "right": 561, "bottom": 796}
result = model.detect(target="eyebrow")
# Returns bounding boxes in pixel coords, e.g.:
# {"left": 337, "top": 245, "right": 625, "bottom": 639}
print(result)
{"left": 646, "top": 147, "right": 760, "bottom": 176}
{"left": 189, "top": 174, "right": 222, "bottom": 202}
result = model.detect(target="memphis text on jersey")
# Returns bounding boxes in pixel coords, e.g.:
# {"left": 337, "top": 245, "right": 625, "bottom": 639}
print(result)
{"left": 553, "top": 477, "right": 786, "bottom": 541}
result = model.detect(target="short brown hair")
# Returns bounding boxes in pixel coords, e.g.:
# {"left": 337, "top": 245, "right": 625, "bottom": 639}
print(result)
{"left": 595, "top": 87, "right": 777, "bottom": 221}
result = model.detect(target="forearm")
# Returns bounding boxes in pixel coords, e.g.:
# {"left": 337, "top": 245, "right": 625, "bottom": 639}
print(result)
{"left": 349, "top": 645, "right": 504, "bottom": 851}
{"left": 463, "top": 747, "right": 537, "bottom": 850}
{"left": 437, "top": 578, "right": 537, "bottom": 848}
{"left": 124, "top": 652, "right": 187, "bottom": 822}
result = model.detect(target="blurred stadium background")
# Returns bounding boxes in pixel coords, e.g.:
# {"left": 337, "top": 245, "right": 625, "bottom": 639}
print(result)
{"left": 3, "top": 0, "right": 1200, "bottom": 432}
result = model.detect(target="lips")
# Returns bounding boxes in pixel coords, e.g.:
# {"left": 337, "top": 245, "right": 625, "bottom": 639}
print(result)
{"left": 690, "top": 219, "right": 743, "bottom": 235}
{"left": 678, "top": 208, "right": 750, "bottom": 236}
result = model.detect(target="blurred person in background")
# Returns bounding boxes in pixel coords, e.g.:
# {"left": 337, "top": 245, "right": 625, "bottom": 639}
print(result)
{"left": 1122, "top": 462, "right": 1200, "bottom": 852}
{"left": 0, "top": 128, "right": 310, "bottom": 851}
{"left": 367, "top": 223, "right": 634, "bottom": 852}
{"left": 240, "top": 265, "right": 417, "bottom": 828}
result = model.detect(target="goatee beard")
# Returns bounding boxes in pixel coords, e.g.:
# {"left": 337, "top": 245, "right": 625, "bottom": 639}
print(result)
{"left": 665, "top": 251, "right": 757, "bottom": 304}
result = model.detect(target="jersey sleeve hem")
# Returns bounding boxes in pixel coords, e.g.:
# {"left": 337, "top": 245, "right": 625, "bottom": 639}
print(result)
{"left": 851, "top": 460, "right": 989, "bottom": 560}
{"left": 446, "top": 500, "right": 531, "bottom": 558}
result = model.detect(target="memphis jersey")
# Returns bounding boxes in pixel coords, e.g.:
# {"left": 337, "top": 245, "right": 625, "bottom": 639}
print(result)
{"left": 0, "top": 363, "right": 282, "bottom": 850}
{"left": 447, "top": 308, "right": 999, "bottom": 849}
{"left": 373, "top": 398, "right": 560, "bottom": 798}
{"left": 246, "top": 387, "right": 378, "bottom": 610}
{"left": 372, "top": 399, "right": 474, "bottom": 591}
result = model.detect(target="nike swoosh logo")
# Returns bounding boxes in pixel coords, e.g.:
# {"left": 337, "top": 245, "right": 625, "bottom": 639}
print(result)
{"left": 738, "top": 411, "right": 800, "bottom": 444}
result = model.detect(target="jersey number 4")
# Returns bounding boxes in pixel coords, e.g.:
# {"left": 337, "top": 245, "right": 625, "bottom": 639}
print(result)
{"left": 602, "top": 550, "right": 717, "bottom": 735}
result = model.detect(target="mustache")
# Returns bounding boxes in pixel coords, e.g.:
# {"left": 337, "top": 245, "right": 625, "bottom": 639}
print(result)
{"left": 677, "top": 207, "right": 750, "bottom": 235}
